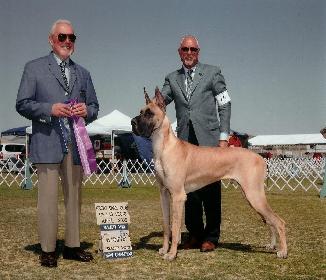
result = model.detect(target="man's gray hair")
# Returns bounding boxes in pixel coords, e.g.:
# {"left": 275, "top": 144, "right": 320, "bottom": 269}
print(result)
{"left": 50, "top": 19, "right": 74, "bottom": 35}
{"left": 179, "top": 35, "right": 200, "bottom": 48}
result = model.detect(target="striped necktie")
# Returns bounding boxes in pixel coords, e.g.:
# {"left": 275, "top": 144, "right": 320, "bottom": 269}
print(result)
{"left": 59, "top": 61, "right": 71, "bottom": 149}
{"left": 59, "top": 61, "right": 69, "bottom": 93}
{"left": 186, "top": 69, "right": 193, "bottom": 100}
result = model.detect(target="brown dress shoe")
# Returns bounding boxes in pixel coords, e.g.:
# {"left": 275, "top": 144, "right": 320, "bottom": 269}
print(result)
{"left": 63, "top": 246, "right": 93, "bottom": 262}
{"left": 182, "top": 237, "right": 201, "bottom": 250}
{"left": 200, "top": 241, "right": 216, "bottom": 252}
{"left": 40, "top": 251, "right": 57, "bottom": 267}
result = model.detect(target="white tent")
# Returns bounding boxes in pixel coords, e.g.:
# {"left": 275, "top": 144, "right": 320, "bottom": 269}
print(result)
{"left": 249, "top": 134, "right": 326, "bottom": 146}
{"left": 85, "top": 122, "right": 111, "bottom": 135}
{"left": 86, "top": 109, "right": 132, "bottom": 135}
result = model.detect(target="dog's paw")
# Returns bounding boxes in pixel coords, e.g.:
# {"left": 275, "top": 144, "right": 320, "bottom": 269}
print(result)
{"left": 158, "top": 247, "right": 168, "bottom": 256}
{"left": 276, "top": 250, "right": 288, "bottom": 259}
{"left": 265, "top": 243, "right": 276, "bottom": 251}
{"left": 162, "top": 252, "right": 177, "bottom": 261}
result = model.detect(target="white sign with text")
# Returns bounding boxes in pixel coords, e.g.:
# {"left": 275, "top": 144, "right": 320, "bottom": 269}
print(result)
{"left": 95, "top": 202, "right": 133, "bottom": 260}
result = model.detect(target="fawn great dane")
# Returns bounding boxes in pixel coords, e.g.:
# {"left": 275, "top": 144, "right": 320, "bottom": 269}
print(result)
{"left": 131, "top": 88, "right": 287, "bottom": 261}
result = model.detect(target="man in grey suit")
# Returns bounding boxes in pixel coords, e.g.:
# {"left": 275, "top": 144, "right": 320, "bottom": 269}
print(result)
{"left": 161, "top": 35, "right": 231, "bottom": 252}
{"left": 16, "top": 19, "right": 99, "bottom": 267}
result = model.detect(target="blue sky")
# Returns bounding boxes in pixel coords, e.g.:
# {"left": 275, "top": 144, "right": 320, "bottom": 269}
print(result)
{"left": 1, "top": 0, "right": 325, "bottom": 135}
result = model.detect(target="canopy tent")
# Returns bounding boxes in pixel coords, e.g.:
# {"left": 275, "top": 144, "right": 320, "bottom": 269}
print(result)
{"left": 86, "top": 109, "right": 132, "bottom": 135}
{"left": 86, "top": 122, "right": 111, "bottom": 135}
{"left": 249, "top": 134, "right": 326, "bottom": 146}
{"left": 1, "top": 126, "right": 29, "bottom": 137}
{"left": 85, "top": 110, "right": 134, "bottom": 161}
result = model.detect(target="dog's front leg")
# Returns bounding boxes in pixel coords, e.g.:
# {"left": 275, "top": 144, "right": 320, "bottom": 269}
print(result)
{"left": 158, "top": 187, "right": 170, "bottom": 256}
{"left": 163, "top": 190, "right": 186, "bottom": 261}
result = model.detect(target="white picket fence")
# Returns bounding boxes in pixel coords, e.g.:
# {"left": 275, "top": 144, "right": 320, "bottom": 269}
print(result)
{"left": 0, "top": 157, "right": 324, "bottom": 192}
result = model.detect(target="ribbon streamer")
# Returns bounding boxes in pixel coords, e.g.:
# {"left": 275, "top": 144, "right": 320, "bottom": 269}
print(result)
{"left": 69, "top": 99, "right": 97, "bottom": 175}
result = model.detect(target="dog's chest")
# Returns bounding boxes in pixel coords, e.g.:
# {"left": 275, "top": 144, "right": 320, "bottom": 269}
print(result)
{"left": 154, "top": 159, "right": 165, "bottom": 180}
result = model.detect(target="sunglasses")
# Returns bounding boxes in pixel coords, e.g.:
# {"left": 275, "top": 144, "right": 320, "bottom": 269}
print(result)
{"left": 181, "top": 47, "right": 199, "bottom": 53}
{"left": 58, "top": 33, "right": 76, "bottom": 43}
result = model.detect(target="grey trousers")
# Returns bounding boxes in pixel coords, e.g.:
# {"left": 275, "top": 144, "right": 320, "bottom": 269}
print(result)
{"left": 36, "top": 148, "right": 83, "bottom": 252}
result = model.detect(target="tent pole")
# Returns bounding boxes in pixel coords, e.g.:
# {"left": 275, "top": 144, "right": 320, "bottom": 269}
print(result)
{"left": 111, "top": 130, "right": 115, "bottom": 162}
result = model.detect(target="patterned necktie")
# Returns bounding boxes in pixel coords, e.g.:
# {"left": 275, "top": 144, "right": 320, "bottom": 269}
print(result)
{"left": 59, "top": 61, "right": 69, "bottom": 93}
{"left": 186, "top": 69, "right": 193, "bottom": 100}
{"left": 59, "top": 61, "right": 71, "bottom": 148}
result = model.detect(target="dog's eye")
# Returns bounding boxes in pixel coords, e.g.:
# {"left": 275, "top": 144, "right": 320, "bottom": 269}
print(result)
{"left": 144, "top": 109, "right": 153, "bottom": 117}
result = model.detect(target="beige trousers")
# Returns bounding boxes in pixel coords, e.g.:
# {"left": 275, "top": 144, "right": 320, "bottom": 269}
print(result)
{"left": 36, "top": 148, "right": 83, "bottom": 252}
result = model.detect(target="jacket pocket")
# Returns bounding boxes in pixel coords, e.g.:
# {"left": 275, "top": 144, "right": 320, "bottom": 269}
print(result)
{"left": 206, "top": 120, "right": 220, "bottom": 130}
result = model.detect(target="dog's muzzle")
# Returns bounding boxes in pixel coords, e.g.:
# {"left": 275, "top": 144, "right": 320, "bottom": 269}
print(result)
{"left": 131, "top": 117, "right": 140, "bottom": 136}
{"left": 131, "top": 116, "right": 154, "bottom": 138}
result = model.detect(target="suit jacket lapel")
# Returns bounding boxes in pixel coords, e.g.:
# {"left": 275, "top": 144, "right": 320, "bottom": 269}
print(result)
{"left": 175, "top": 68, "right": 188, "bottom": 101}
{"left": 47, "top": 53, "right": 67, "bottom": 93}
{"left": 68, "top": 60, "right": 77, "bottom": 94}
{"left": 48, "top": 53, "right": 76, "bottom": 96}
{"left": 189, "top": 63, "right": 204, "bottom": 99}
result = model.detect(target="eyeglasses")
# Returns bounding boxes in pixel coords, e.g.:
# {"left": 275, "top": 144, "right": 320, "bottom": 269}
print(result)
{"left": 181, "top": 47, "right": 199, "bottom": 53}
{"left": 58, "top": 33, "right": 76, "bottom": 43}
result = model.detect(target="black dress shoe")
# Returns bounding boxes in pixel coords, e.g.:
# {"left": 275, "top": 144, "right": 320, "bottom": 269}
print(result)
{"left": 40, "top": 251, "right": 57, "bottom": 267}
{"left": 63, "top": 246, "right": 93, "bottom": 262}
{"left": 182, "top": 236, "right": 201, "bottom": 250}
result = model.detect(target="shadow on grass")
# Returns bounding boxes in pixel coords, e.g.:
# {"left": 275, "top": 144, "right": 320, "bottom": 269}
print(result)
{"left": 24, "top": 239, "right": 94, "bottom": 257}
{"left": 133, "top": 231, "right": 163, "bottom": 250}
{"left": 218, "top": 242, "right": 275, "bottom": 255}
{"left": 133, "top": 231, "right": 275, "bottom": 255}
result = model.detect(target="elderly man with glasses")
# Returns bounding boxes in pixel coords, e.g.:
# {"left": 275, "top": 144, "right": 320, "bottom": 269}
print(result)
{"left": 16, "top": 19, "right": 99, "bottom": 267}
{"left": 161, "top": 35, "right": 231, "bottom": 253}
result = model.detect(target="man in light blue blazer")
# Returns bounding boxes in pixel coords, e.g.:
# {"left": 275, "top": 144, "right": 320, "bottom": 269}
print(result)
{"left": 161, "top": 35, "right": 231, "bottom": 252}
{"left": 16, "top": 19, "right": 99, "bottom": 267}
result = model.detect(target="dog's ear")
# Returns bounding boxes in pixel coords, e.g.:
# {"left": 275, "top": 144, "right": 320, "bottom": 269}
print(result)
{"left": 144, "top": 87, "right": 151, "bottom": 105}
{"left": 154, "top": 86, "right": 166, "bottom": 112}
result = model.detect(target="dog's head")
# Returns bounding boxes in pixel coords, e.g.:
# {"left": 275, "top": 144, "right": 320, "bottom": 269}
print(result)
{"left": 131, "top": 87, "right": 166, "bottom": 138}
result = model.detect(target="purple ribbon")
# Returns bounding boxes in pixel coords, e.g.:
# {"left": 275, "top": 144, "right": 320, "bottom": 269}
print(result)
{"left": 69, "top": 99, "right": 97, "bottom": 175}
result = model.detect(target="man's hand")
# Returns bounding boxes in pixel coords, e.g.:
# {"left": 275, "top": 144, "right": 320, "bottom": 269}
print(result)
{"left": 51, "top": 103, "right": 73, "bottom": 117}
{"left": 72, "top": 103, "right": 88, "bottom": 118}
{"left": 51, "top": 103, "right": 88, "bottom": 118}
{"left": 218, "top": 140, "right": 228, "bottom": 148}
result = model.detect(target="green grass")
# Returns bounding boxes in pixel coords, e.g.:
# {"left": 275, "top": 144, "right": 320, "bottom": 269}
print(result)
{"left": 0, "top": 183, "right": 325, "bottom": 280}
